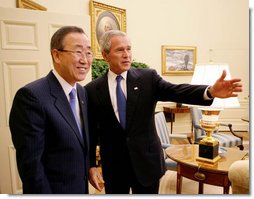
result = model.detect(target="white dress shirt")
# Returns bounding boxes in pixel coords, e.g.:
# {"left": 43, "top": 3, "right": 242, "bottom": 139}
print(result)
{"left": 52, "top": 70, "right": 81, "bottom": 125}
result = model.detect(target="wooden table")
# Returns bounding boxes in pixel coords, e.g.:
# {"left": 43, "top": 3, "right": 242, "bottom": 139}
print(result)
{"left": 163, "top": 106, "right": 190, "bottom": 134}
{"left": 165, "top": 145, "right": 248, "bottom": 194}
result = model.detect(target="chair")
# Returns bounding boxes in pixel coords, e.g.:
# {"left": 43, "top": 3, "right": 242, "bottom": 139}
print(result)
{"left": 191, "top": 107, "right": 244, "bottom": 150}
{"left": 154, "top": 112, "right": 191, "bottom": 171}
{"left": 228, "top": 160, "right": 249, "bottom": 194}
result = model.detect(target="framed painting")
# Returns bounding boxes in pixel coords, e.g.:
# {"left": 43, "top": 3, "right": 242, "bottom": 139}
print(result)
{"left": 161, "top": 46, "right": 197, "bottom": 75}
{"left": 90, "top": 0, "right": 126, "bottom": 58}
{"left": 16, "top": 0, "right": 47, "bottom": 11}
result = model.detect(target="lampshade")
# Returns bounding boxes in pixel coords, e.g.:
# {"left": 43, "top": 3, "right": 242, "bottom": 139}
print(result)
{"left": 191, "top": 63, "right": 240, "bottom": 108}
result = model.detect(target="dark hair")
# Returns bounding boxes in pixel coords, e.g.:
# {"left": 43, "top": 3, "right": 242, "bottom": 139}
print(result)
{"left": 50, "top": 26, "right": 86, "bottom": 52}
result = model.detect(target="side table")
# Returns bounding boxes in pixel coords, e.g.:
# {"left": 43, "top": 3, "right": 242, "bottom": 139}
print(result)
{"left": 165, "top": 145, "right": 248, "bottom": 194}
{"left": 163, "top": 106, "right": 190, "bottom": 134}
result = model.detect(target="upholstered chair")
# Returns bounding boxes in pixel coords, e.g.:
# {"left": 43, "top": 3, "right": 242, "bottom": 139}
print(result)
{"left": 154, "top": 111, "right": 191, "bottom": 171}
{"left": 228, "top": 160, "right": 249, "bottom": 194}
{"left": 191, "top": 107, "right": 244, "bottom": 150}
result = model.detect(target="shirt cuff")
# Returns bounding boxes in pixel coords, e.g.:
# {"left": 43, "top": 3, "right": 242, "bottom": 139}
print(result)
{"left": 204, "top": 86, "right": 214, "bottom": 100}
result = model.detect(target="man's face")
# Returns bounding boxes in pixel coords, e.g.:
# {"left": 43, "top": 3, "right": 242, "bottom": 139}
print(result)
{"left": 53, "top": 32, "right": 92, "bottom": 86}
{"left": 102, "top": 35, "right": 132, "bottom": 75}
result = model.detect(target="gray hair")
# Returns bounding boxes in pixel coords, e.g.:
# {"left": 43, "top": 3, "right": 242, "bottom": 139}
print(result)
{"left": 99, "top": 30, "right": 127, "bottom": 54}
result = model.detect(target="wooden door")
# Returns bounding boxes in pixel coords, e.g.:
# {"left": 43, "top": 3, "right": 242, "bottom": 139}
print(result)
{"left": 0, "top": 6, "right": 91, "bottom": 193}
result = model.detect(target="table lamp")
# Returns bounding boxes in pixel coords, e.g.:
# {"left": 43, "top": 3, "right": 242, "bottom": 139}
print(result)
{"left": 191, "top": 64, "right": 240, "bottom": 164}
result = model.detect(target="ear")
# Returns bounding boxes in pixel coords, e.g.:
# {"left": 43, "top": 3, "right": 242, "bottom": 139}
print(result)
{"left": 101, "top": 51, "right": 108, "bottom": 62}
{"left": 52, "top": 49, "right": 61, "bottom": 64}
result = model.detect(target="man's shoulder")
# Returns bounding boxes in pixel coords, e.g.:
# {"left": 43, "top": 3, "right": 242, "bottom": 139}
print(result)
{"left": 130, "top": 67, "right": 154, "bottom": 72}
{"left": 17, "top": 72, "right": 54, "bottom": 98}
{"left": 85, "top": 74, "right": 106, "bottom": 88}
{"left": 128, "top": 68, "right": 157, "bottom": 78}
{"left": 12, "top": 76, "right": 49, "bottom": 104}
{"left": 22, "top": 76, "right": 48, "bottom": 91}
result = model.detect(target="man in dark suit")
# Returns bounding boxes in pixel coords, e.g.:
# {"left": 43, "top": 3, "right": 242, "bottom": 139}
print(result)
{"left": 85, "top": 30, "right": 242, "bottom": 194}
{"left": 9, "top": 26, "right": 92, "bottom": 194}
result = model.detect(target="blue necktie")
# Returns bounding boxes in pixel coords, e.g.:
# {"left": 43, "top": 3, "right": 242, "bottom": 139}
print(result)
{"left": 69, "top": 88, "right": 83, "bottom": 137}
{"left": 116, "top": 75, "right": 126, "bottom": 129}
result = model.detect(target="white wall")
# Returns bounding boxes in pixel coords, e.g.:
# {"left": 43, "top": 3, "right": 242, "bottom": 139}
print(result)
{"left": 0, "top": 0, "right": 249, "bottom": 100}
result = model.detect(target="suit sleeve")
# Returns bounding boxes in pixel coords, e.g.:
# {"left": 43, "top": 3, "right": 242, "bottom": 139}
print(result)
{"left": 86, "top": 97, "right": 99, "bottom": 168}
{"left": 152, "top": 70, "right": 213, "bottom": 106}
{"left": 9, "top": 88, "right": 52, "bottom": 193}
{"left": 85, "top": 84, "right": 100, "bottom": 168}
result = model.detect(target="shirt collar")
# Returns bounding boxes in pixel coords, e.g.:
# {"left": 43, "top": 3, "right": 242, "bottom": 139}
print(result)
{"left": 52, "top": 69, "right": 77, "bottom": 96}
{"left": 108, "top": 69, "right": 127, "bottom": 81}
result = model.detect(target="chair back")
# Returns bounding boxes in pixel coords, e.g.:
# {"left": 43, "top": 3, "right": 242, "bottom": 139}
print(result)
{"left": 191, "top": 107, "right": 243, "bottom": 149}
{"left": 155, "top": 112, "right": 171, "bottom": 145}
{"left": 191, "top": 107, "right": 206, "bottom": 142}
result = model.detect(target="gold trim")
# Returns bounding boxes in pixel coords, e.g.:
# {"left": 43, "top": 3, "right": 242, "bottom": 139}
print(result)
{"left": 16, "top": 0, "right": 47, "bottom": 11}
{"left": 201, "top": 110, "right": 221, "bottom": 115}
{"left": 90, "top": 0, "right": 126, "bottom": 58}
{"left": 196, "top": 155, "right": 221, "bottom": 164}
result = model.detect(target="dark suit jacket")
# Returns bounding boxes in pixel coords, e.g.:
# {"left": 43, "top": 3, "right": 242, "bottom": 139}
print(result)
{"left": 9, "top": 71, "right": 90, "bottom": 194}
{"left": 85, "top": 68, "right": 212, "bottom": 187}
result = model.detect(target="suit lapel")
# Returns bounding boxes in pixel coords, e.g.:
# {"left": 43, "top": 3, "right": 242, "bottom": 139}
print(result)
{"left": 96, "top": 74, "right": 117, "bottom": 119}
{"left": 47, "top": 72, "right": 85, "bottom": 147}
{"left": 93, "top": 70, "right": 142, "bottom": 129}
{"left": 77, "top": 85, "right": 89, "bottom": 150}
{"left": 96, "top": 70, "right": 142, "bottom": 129}
{"left": 126, "top": 69, "right": 141, "bottom": 129}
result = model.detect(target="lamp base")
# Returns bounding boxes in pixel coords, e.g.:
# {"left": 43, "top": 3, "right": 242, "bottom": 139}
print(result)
{"left": 199, "top": 142, "right": 219, "bottom": 159}
{"left": 196, "top": 155, "right": 221, "bottom": 164}
{"left": 196, "top": 142, "right": 220, "bottom": 164}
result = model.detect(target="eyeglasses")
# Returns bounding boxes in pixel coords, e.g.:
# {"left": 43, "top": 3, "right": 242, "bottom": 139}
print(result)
{"left": 57, "top": 49, "right": 93, "bottom": 59}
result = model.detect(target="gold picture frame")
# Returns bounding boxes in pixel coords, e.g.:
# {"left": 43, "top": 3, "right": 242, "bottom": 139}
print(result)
{"left": 16, "top": 0, "right": 47, "bottom": 11}
{"left": 90, "top": 0, "right": 126, "bottom": 58}
{"left": 162, "top": 46, "right": 196, "bottom": 76}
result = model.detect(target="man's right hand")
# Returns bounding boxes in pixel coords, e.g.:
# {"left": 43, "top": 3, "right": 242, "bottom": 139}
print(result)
{"left": 89, "top": 167, "right": 105, "bottom": 192}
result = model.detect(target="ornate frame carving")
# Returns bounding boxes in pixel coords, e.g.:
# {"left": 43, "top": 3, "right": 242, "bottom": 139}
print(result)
{"left": 90, "top": 0, "right": 126, "bottom": 58}
{"left": 16, "top": 0, "right": 47, "bottom": 11}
